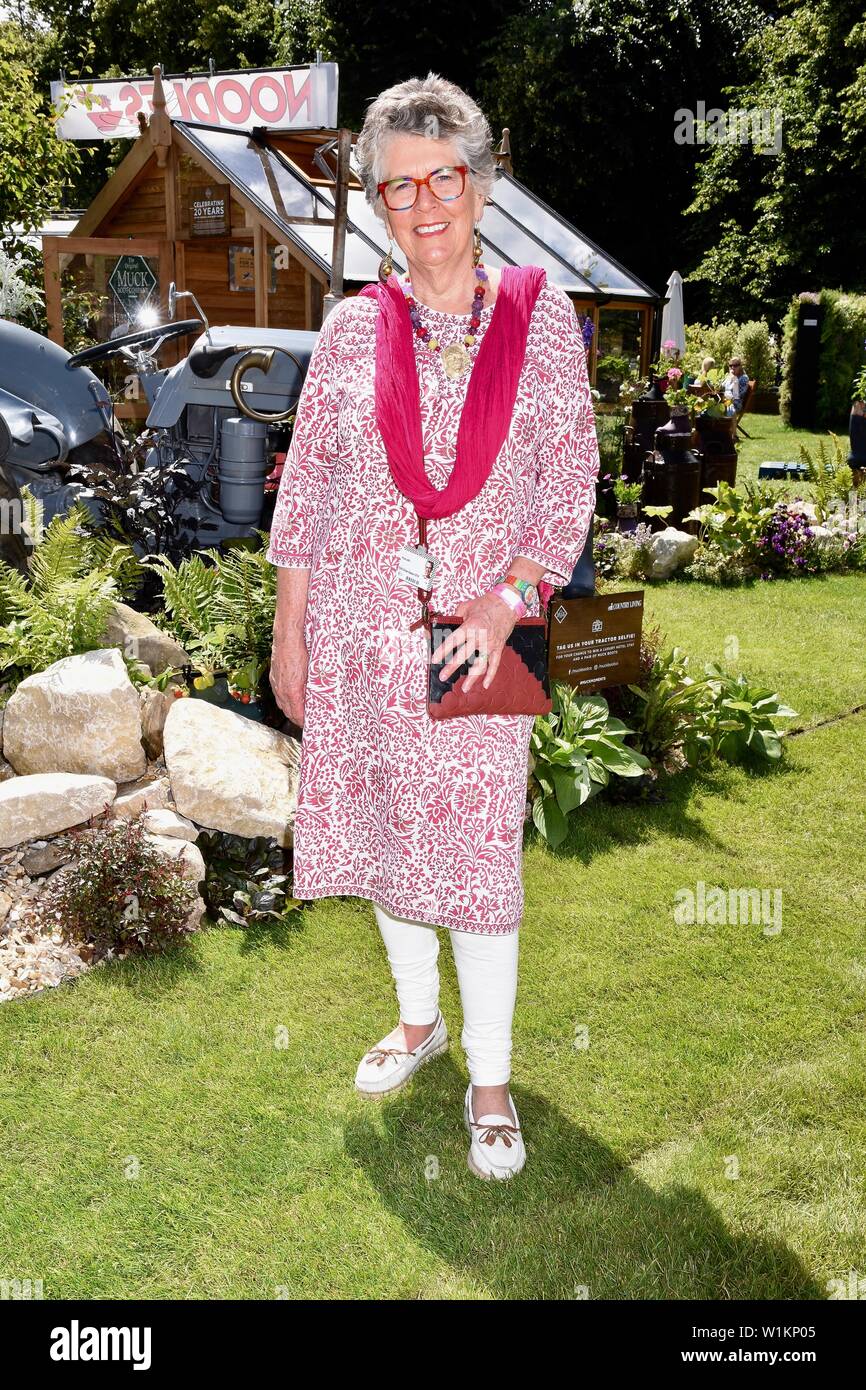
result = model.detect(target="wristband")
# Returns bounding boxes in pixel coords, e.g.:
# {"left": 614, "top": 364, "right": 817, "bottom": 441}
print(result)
{"left": 494, "top": 572, "right": 538, "bottom": 606}
{"left": 490, "top": 582, "right": 527, "bottom": 618}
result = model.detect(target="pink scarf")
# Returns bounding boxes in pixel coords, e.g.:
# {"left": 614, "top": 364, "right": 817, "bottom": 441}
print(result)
{"left": 358, "top": 264, "right": 546, "bottom": 520}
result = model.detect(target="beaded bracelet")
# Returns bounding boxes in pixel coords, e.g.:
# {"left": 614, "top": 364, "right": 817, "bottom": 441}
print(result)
{"left": 490, "top": 582, "right": 527, "bottom": 618}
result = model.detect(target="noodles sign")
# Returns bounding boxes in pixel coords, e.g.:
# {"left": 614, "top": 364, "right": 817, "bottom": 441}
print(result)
{"left": 51, "top": 63, "right": 338, "bottom": 140}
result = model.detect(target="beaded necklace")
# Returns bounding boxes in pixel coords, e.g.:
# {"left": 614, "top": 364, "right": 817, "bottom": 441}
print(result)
{"left": 397, "top": 264, "right": 489, "bottom": 379}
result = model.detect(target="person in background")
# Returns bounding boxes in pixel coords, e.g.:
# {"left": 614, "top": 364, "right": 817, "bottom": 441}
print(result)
{"left": 687, "top": 355, "right": 718, "bottom": 398}
{"left": 723, "top": 356, "right": 750, "bottom": 413}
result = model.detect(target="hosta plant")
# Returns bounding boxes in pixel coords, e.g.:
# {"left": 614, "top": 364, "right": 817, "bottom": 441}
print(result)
{"left": 529, "top": 683, "right": 650, "bottom": 848}
{"left": 697, "top": 667, "right": 797, "bottom": 764}
{"left": 683, "top": 481, "right": 779, "bottom": 563}
{"left": 625, "top": 646, "right": 711, "bottom": 770}
{"left": 626, "top": 648, "right": 797, "bottom": 769}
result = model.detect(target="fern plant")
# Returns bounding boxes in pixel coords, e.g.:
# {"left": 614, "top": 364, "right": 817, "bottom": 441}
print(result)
{"left": 144, "top": 536, "right": 276, "bottom": 695}
{"left": 798, "top": 433, "right": 855, "bottom": 522}
{"left": 0, "top": 491, "right": 142, "bottom": 689}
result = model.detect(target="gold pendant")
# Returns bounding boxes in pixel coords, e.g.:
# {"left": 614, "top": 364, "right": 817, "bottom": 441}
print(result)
{"left": 441, "top": 343, "right": 471, "bottom": 379}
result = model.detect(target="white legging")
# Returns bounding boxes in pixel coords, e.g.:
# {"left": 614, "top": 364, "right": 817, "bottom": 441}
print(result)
{"left": 373, "top": 903, "right": 519, "bottom": 1086}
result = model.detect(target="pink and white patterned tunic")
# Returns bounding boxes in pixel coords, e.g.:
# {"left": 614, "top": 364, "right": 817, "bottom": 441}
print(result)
{"left": 266, "top": 275, "right": 600, "bottom": 934}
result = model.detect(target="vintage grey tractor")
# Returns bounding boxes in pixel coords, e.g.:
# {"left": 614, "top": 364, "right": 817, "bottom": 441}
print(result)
{"left": 1, "top": 284, "right": 596, "bottom": 593}
{"left": 0, "top": 283, "right": 317, "bottom": 570}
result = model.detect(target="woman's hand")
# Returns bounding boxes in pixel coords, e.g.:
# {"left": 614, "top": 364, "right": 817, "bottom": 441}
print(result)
{"left": 270, "top": 635, "right": 309, "bottom": 727}
{"left": 431, "top": 591, "right": 517, "bottom": 694}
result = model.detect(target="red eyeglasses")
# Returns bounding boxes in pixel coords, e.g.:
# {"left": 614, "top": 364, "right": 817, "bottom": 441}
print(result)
{"left": 377, "top": 165, "right": 469, "bottom": 211}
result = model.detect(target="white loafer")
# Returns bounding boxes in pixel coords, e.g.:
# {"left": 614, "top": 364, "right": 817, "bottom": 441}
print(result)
{"left": 354, "top": 1010, "right": 448, "bottom": 1097}
{"left": 464, "top": 1083, "right": 526, "bottom": 1180}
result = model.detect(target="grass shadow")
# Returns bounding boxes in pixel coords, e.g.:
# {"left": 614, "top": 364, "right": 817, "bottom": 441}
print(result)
{"left": 529, "top": 751, "right": 811, "bottom": 865}
{"left": 343, "top": 1053, "right": 825, "bottom": 1300}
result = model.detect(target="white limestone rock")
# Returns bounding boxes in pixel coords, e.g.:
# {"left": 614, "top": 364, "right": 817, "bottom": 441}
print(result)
{"left": 139, "top": 686, "right": 178, "bottom": 762}
{"left": 144, "top": 833, "right": 206, "bottom": 884}
{"left": 2, "top": 649, "right": 146, "bottom": 783}
{"left": 0, "top": 773, "right": 117, "bottom": 849}
{"left": 142, "top": 809, "right": 199, "bottom": 842}
{"left": 647, "top": 527, "right": 700, "bottom": 580}
{"left": 111, "top": 774, "right": 171, "bottom": 820}
{"left": 101, "top": 601, "right": 190, "bottom": 675}
{"left": 163, "top": 699, "right": 301, "bottom": 847}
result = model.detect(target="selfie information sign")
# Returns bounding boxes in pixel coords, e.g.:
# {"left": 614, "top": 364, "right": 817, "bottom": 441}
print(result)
{"left": 548, "top": 591, "right": 644, "bottom": 693}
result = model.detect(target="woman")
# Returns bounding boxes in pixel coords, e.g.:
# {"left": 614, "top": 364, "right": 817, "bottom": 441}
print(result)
{"left": 723, "top": 355, "right": 750, "bottom": 413}
{"left": 267, "top": 73, "right": 600, "bottom": 1180}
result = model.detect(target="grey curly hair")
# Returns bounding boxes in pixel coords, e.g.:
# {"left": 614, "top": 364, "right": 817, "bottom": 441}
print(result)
{"left": 354, "top": 72, "right": 500, "bottom": 220}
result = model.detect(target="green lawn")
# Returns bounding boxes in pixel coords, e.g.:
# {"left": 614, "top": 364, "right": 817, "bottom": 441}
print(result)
{"left": 1, "top": 540, "right": 864, "bottom": 1299}
{"left": 613, "top": 571, "right": 866, "bottom": 729}
{"left": 732, "top": 411, "right": 835, "bottom": 489}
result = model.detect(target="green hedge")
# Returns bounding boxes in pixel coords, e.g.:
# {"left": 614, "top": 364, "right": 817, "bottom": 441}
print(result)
{"left": 780, "top": 289, "right": 866, "bottom": 428}
{"left": 684, "top": 319, "right": 776, "bottom": 391}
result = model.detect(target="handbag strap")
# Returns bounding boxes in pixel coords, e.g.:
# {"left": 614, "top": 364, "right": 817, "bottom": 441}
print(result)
{"left": 409, "top": 508, "right": 553, "bottom": 637}
{"left": 412, "top": 511, "right": 433, "bottom": 633}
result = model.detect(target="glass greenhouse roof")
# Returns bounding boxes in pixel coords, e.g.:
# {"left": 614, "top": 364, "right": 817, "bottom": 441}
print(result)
{"left": 178, "top": 124, "right": 656, "bottom": 302}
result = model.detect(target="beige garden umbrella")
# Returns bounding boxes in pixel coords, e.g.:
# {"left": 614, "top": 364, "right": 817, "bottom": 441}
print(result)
{"left": 660, "top": 270, "right": 686, "bottom": 356}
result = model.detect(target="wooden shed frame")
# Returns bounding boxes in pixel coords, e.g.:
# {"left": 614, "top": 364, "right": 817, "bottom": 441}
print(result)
{"left": 43, "top": 70, "right": 341, "bottom": 350}
{"left": 42, "top": 66, "right": 661, "bottom": 407}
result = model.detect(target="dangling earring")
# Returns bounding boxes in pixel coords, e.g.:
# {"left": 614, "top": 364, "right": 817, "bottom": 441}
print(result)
{"left": 379, "top": 234, "right": 395, "bottom": 284}
{"left": 472, "top": 224, "right": 482, "bottom": 267}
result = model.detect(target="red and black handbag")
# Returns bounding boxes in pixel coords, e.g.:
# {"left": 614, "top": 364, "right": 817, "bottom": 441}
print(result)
{"left": 410, "top": 512, "right": 553, "bottom": 721}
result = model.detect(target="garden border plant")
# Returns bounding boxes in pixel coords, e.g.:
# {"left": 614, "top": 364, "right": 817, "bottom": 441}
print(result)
{"left": 144, "top": 536, "right": 277, "bottom": 705}
{"left": 527, "top": 626, "right": 797, "bottom": 848}
{"left": 0, "top": 492, "right": 143, "bottom": 696}
{"left": 30, "top": 809, "right": 200, "bottom": 961}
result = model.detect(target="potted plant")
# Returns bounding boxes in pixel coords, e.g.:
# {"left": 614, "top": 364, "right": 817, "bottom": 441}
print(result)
{"left": 186, "top": 651, "right": 269, "bottom": 723}
{"left": 692, "top": 392, "right": 737, "bottom": 439}
{"left": 648, "top": 340, "right": 683, "bottom": 394}
{"left": 664, "top": 376, "right": 692, "bottom": 420}
{"left": 612, "top": 475, "right": 644, "bottom": 531}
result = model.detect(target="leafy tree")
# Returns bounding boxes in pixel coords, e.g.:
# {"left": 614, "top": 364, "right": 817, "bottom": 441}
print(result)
{"left": 479, "top": 0, "right": 768, "bottom": 311}
{"left": 0, "top": 19, "right": 80, "bottom": 240}
{"left": 310, "top": 0, "right": 523, "bottom": 129}
{"left": 26, "top": 0, "right": 276, "bottom": 79}
{"left": 683, "top": 0, "right": 866, "bottom": 321}
{"left": 11, "top": 0, "right": 860, "bottom": 331}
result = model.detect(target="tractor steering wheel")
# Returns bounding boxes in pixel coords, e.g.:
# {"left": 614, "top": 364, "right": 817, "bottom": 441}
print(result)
{"left": 65, "top": 319, "right": 203, "bottom": 369}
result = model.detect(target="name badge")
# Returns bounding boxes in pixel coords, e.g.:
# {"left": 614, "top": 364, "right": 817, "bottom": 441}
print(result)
{"left": 397, "top": 543, "right": 437, "bottom": 592}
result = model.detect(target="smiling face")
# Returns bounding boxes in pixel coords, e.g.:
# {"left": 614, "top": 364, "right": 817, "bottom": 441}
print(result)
{"left": 378, "top": 132, "right": 485, "bottom": 280}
